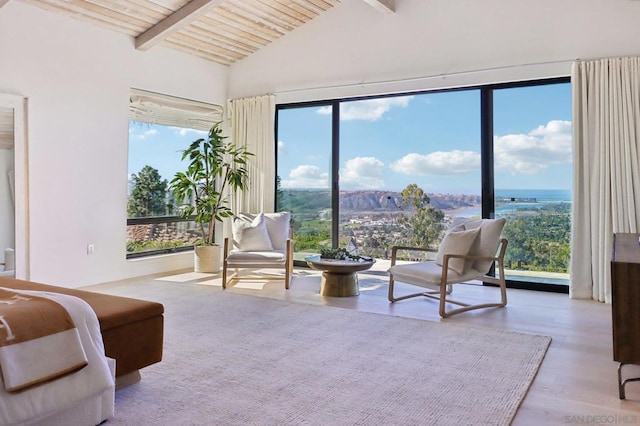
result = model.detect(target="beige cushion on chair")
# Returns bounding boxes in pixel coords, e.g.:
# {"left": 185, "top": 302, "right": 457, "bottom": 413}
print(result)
{"left": 389, "top": 261, "right": 483, "bottom": 288}
{"left": 457, "top": 218, "right": 506, "bottom": 273}
{"left": 435, "top": 227, "right": 480, "bottom": 275}
{"left": 232, "top": 214, "right": 274, "bottom": 251}
{"left": 226, "top": 250, "right": 286, "bottom": 263}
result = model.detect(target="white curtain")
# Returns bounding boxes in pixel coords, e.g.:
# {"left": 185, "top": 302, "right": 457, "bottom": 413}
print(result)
{"left": 0, "top": 107, "right": 13, "bottom": 150}
{"left": 571, "top": 57, "right": 640, "bottom": 302}
{"left": 229, "top": 94, "right": 276, "bottom": 214}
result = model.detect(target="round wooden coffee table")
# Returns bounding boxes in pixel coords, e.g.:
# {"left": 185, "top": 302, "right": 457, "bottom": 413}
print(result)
{"left": 305, "top": 255, "right": 376, "bottom": 297}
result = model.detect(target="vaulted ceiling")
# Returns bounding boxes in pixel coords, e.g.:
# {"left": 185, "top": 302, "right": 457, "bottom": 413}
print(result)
{"left": 7, "top": 0, "right": 394, "bottom": 66}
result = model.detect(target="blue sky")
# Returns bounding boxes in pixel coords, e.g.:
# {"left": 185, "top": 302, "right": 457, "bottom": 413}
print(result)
{"left": 128, "top": 124, "right": 206, "bottom": 185}
{"left": 129, "top": 82, "right": 572, "bottom": 196}
{"left": 277, "top": 83, "right": 572, "bottom": 194}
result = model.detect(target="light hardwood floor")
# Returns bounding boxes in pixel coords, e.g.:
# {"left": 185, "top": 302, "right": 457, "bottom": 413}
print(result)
{"left": 86, "top": 268, "right": 640, "bottom": 425}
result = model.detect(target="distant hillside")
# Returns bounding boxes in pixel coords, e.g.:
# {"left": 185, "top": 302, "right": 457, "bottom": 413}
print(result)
{"left": 278, "top": 189, "right": 480, "bottom": 213}
{"left": 339, "top": 191, "right": 399, "bottom": 211}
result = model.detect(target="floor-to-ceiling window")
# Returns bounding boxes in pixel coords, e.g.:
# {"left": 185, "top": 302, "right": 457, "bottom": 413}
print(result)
{"left": 276, "top": 103, "right": 334, "bottom": 261}
{"left": 492, "top": 82, "right": 572, "bottom": 287}
{"left": 276, "top": 77, "right": 571, "bottom": 291}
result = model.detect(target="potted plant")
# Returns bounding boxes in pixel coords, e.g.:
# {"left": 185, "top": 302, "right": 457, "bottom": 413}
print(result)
{"left": 169, "top": 122, "right": 252, "bottom": 272}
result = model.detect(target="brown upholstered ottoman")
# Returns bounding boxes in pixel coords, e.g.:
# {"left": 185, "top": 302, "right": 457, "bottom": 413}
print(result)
{"left": 0, "top": 277, "right": 164, "bottom": 383}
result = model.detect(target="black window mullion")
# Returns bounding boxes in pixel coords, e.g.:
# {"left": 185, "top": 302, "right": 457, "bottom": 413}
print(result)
{"left": 274, "top": 107, "right": 280, "bottom": 210}
{"left": 480, "top": 88, "right": 495, "bottom": 219}
{"left": 331, "top": 100, "right": 340, "bottom": 248}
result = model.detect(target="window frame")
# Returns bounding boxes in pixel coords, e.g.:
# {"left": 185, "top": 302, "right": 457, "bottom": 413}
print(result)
{"left": 126, "top": 89, "right": 223, "bottom": 259}
{"left": 275, "top": 76, "right": 571, "bottom": 293}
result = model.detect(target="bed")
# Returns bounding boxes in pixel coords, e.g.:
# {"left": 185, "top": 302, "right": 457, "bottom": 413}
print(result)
{"left": 0, "top": 277, "right": 165, "bottom": 384}
{"left": 0, "top": 288, "right": 115, "bottom": 426}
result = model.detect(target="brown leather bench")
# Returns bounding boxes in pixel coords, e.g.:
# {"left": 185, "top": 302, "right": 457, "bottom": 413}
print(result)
{"left": 0, "top": 276, "right": 164, "bottom": 386}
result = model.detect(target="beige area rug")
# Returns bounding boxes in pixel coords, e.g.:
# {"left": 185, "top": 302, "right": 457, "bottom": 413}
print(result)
{"left": 155, "top": 271, "right": 270, "bottom": 290}
{"left": 107, "top": 281, "right": 551, "bottom": 426}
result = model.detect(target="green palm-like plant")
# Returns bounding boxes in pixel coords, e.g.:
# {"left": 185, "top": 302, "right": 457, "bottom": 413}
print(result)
{"left": 169, "top": 122, "right": 252, "bottom": 245}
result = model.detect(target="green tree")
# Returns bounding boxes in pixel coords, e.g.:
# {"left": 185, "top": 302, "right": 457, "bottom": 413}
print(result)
{"left": 502, "top": 209, "right": 571, "bottom": 273}
{"left": 276, "top": 175, "right": 285, "bottom": 210}
{"left": 128, "top": 165, "right": 168, "bottom": 218}
{"left": 397, "top": 184, "right": 445, "bottom": 248}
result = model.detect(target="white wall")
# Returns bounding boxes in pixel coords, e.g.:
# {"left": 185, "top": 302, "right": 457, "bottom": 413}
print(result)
{"left": 0, "top": 2, "right": 229, "bottom": 287}
{"left": 229, "top": 0, "right": 640, "bottom": 102}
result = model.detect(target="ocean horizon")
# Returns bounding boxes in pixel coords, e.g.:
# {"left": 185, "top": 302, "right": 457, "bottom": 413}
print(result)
{"left": 495, "top": 188, "right": 571, "bottom": 202}
{"left": 287, "top": 188, "right": 572, "bottom": 201}
{"left": 452, "top": 189, "right": 572, "bottom": 218}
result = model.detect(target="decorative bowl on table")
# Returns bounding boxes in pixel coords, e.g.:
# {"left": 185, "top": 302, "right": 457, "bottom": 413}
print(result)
{"left": 319, "top": 247, "right": 373, "bottom": 262}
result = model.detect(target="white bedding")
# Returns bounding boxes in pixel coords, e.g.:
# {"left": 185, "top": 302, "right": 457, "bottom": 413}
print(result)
{"left": 0, "top": 290, "right": 115, "bottom": 426}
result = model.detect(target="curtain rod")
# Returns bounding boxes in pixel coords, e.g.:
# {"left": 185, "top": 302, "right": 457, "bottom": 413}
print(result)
{"left": 274, "top": 59, "right": 576, "bottom": 95}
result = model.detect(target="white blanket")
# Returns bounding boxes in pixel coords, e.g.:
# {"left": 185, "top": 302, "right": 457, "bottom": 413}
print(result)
{"left": 0, "top": 290, "right": 115, "bottom": 426}
{"left": 0, "top": 288, "right": 88, "bottom": 392}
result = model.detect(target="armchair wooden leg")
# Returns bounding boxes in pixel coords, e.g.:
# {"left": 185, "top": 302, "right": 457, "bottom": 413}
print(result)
{"left": 388, "top": 275, "right": 430, "bottom": 303}
{"left": 222, "top": 261, "right": 227, "bottom": 289}
{"left": 222, "top": 237, "right": 229, "bottom": 290}
{"left": 285, "top": 263, "right": 291, "bottom": 290}
{"left": 439, "top": 282, "right": 448, "bottom": 318}
{"left": 388, "top": 276, "right": 395, "bottom": 302}
{"left": 285, "top": 240, "right": 293, "bottom": 290}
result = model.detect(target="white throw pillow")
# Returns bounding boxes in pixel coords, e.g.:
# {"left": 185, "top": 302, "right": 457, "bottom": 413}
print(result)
{"left": 435, "top": 228, "right": 481, "bottom": 275}
{"left": 447, "top": 216, "right": 471, "bottom": 233}
{"left": 232, "top": 214, "right": 274, "bottom": 252}
{"left": 462, "top": 218, "right": 506, "bottom": 273}
{"left": 263, "top": 212, "right": 291, "bottom": 251}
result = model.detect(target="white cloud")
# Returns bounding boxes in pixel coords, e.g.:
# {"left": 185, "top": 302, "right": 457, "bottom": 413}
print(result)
{"left": 317, "top": 96, "right": 414, "bottom": 121}
{"left": 341, "top": 157, "right": 385, "bottom": 188}
{"left": 316, "top": 106, "right": 331, "bottom": 115}
{"left": 173, "top": 127, "right": 207, "bottom": 137}
{"left": 281, "top": 165, "right": 329, "bottom": 188}
{"left": 131, "top": 128, "right": 159, "bottom": 140}
{"left": 387, "top": 120, "right": 571, "bottom": 178}
{"left": 390, "top": 150, "right": 480, "bottom": 175}
{"left": 494, "top": 120, "right": 572, "bottom": 175}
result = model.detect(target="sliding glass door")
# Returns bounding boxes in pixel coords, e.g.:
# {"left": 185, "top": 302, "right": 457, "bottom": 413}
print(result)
{"left": 276, "top": 104, "right": 333, "bottom": 261}
{"left": 493, "top": 83, "right": 572, "bottom": 286}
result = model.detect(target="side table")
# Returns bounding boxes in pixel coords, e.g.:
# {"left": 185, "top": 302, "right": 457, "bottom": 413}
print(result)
{"left": 305, "top": 255, "right": 376, "bottom": 297}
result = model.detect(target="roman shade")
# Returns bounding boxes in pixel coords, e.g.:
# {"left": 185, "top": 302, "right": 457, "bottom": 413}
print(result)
{"left": 129, "top": 89, "right": 223, "bottom": 131}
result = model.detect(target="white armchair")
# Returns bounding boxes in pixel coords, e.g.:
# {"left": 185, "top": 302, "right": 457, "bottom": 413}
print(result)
{"left": 388, "top": 218, "right": 508, "bottom": 318}
{"left": 222, "top": 212, "right": 293, "bottom": 289}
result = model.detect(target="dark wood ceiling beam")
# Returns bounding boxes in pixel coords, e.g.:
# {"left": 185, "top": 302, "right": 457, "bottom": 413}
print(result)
{"left": 135, "top": 0, "right": 224, "bottom": 51}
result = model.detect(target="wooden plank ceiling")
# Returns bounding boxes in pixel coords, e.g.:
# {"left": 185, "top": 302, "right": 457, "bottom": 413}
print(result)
{"left": 14, "top": 0, "right": 395, "bottom": 65}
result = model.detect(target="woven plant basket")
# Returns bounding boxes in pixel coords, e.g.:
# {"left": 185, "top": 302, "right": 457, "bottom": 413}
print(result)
{"left": 194, "top": 245, "right": 221, "bottom": 273}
